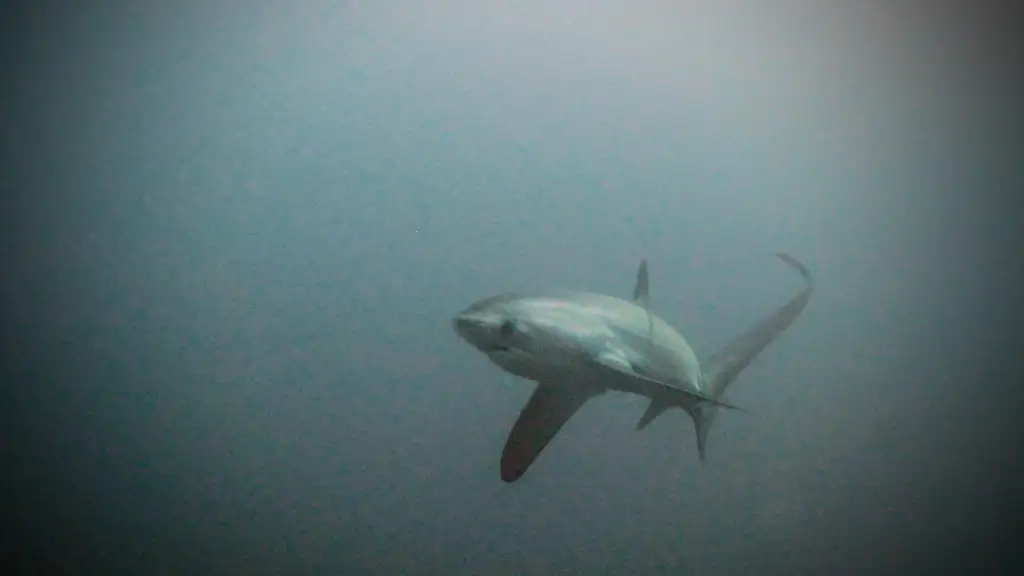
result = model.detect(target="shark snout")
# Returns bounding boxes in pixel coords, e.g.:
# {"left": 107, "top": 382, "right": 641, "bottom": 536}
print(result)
{"left": 452, "top": 313, "right": 478, "bottom": 343}
{"left": 452, "top": 312, "right": 499, "bottom": 354}
{"left": 452, "top": 314, "right": 469, "bottom": 335}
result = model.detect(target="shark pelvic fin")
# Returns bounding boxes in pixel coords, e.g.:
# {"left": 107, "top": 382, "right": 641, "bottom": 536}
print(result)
{"left": 635, "top": 397, "right": 670, "bottom": 430}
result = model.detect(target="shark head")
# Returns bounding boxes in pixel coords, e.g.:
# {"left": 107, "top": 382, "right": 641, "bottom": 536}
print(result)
{"left": 453, "top": 293, "right": 537, "bottom": 378}
{"left": 453, "top": 292, "right": 606, "bottom": 382}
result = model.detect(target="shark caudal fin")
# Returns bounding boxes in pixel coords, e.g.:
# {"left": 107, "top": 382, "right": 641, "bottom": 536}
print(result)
{"left": 688, "top": 253, "right": 814, "bottom": 462}
{"left": 686, "top": 403, "right": 716, "bottom": 463}
{"left": 638, "top": 398, "right": 717, "bottom": 463}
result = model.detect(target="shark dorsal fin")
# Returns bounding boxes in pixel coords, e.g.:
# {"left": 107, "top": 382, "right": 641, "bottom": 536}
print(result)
{"left": 632, "top": 259, "right": 654, "bottom": 336}
{"left": 633, "top": 259, "right": 650, "bottom": 308}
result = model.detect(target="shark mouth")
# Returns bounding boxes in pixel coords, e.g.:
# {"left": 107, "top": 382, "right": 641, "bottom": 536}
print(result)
{"left": 488, "top": 344, "right": 532, "bottom": 358}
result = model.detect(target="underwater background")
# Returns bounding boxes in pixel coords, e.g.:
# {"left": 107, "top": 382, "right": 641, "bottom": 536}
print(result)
{"left": 6, "top": 1, "right": 1021, "bottom": 574}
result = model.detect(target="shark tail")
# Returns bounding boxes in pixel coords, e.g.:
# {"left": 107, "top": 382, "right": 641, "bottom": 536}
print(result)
{"left": 635, "top": 252, "right": 814, "bottom": 463}
{"left": 686, "top": 403, "right": 718, "bottom": 463}
{"left": 634, "top": 397, "right": 716, "bottom": 464}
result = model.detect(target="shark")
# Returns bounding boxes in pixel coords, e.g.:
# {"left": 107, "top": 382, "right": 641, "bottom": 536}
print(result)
{"left": 452, "top": 253, "right": 813, "bottom": 483}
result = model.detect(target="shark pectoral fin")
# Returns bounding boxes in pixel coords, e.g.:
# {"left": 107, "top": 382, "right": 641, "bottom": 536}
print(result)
{"left": 500, "top": 381, "right": 596, "bottom": 483}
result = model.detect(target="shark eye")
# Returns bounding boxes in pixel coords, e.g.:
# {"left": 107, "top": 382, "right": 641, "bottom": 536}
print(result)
{"left": 499, "top": 319, "right": 518, "bottom": 338}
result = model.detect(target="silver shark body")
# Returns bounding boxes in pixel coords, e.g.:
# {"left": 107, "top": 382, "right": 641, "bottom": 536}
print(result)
{"left": 453, "top": 253, "right": 813, "bottom": 483}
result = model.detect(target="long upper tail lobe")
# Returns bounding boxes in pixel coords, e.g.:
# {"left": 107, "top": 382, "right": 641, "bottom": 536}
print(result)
{"left": 636, "top": 253, "right": 814, "bottom": 461}
{"left": 693, "top": 252, "right": 813, "bottom": 461}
